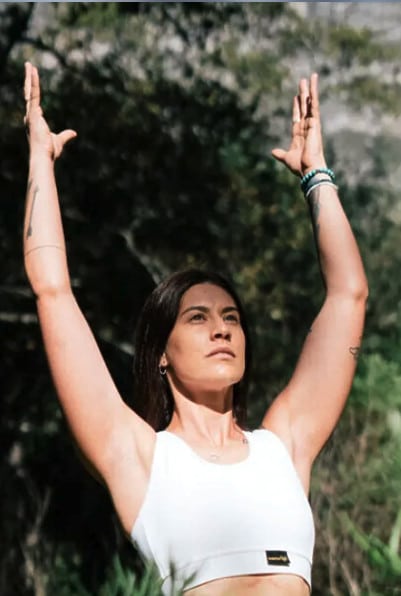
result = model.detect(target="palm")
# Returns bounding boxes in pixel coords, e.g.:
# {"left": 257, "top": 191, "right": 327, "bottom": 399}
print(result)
{"left": 279, "top": 134, "right": 304, "bottom": 176}
{"left": 272, "top": 75, "right": 326, "bottom": 177}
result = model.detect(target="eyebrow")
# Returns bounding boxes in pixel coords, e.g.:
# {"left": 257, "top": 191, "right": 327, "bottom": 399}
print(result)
{"left": 180, "top": 305, "right": 239, "bottom": 317}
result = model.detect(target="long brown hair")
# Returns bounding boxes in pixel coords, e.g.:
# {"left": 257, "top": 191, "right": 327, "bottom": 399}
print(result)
{"left": 133, "top": 269, "right": 252, "bottom": 430}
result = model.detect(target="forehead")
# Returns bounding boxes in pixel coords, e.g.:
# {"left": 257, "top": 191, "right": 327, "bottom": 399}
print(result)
{"left": 179, "top": 283, "right": 236, "bottom": 310}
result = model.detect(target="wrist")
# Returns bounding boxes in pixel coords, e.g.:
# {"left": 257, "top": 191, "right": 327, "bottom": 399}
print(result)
{"left": 300, "top": 167, "right": 335, "bottom": 194}
{"left": 301, "top": 162, "right": 327, "bottom": 177}
{"left": 29, "top": 149, "right": 55, "bottom": 170}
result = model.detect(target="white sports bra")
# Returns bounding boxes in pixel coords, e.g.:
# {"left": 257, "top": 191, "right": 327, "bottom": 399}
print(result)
{"left": 130, "top": 428, "right": 315, "bottom": 594}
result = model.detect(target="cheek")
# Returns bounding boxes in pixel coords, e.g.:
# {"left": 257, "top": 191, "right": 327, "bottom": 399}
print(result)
{"left": 239, "top": 334, "right": 247, "bottom": 373}
{"left": 166, "top": 330, "right": 205, "bottom": 363}
{"left": 238, "top": 330, "right": 246, "bottom": 354}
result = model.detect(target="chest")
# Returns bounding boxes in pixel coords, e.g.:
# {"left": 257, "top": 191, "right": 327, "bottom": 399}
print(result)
{"left": 142, "top": 432, "right": 314, "bottom": 555}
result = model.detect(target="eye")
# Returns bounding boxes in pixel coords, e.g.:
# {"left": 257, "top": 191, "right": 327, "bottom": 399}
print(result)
{"left": 224, "top": 313, "right": 240, "bottom": 324}
{"left": 189, "top": 312, "right": 206, "bottom": 322}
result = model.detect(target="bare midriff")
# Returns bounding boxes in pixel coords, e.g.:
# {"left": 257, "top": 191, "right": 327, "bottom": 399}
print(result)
{"left": 185, "top": 573, "right": 310, "bottom": 596}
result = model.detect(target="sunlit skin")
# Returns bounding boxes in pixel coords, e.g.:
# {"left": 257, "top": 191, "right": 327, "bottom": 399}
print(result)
{"left": 160, "top": 283, "right": 249, "bottom": 459}
{"left": 185, "top": 573, "right": 309, "bottom": 596}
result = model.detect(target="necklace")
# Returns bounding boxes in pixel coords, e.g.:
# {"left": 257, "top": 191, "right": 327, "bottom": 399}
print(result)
{"left": 209, "top": 434, "right": 248, "bottom": 462}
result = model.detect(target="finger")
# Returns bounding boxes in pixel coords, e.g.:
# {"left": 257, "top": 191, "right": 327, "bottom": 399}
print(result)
{"left": 57, "top": 129, "right": 78, "bottom": 147}
{"left": 30, "top": 65, "right": 41, "bottom": 109}
{"left": 309, "top": 72, "right": 320, "bottom": 119}
{"left": 292, "top": 96, "right": 301, "bottom": 126}
{"left": 298, "top": 78, "right": 309, "bottom": 119}
{"left": 52, "top": 130, "right": 77, "bottom": 160}
{"left": 24, "top": 62, "right": 32, "bottom": 103}
{"left": 271, "top": 148, "right": 287, "bottom": 163}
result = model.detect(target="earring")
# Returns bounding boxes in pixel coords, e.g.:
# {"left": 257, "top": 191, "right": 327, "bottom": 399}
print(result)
{"left": 159, "top": 365, "right": 167, "bottom": 376}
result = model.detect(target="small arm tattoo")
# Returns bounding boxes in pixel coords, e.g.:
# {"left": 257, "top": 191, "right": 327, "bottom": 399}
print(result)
{"left": 349, "top": 336, "right": 363, "bottom": 361}
{"left": 349, "top": 343, "right": 362, "bottom": 361}
{"left": 27, "top": 183, "right": 39, "bottom": 238}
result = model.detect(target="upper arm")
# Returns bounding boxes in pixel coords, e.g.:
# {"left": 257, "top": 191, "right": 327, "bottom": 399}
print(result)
{"left": 262, "top": 291, "right": 367, "bottom": 467}
{"left": 37, "top": 289, "right": 153, "bottom": 480}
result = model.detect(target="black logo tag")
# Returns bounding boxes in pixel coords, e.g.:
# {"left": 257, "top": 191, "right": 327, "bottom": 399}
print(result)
{"left": 265, "top": 550, "right": 290, "bottom": 567}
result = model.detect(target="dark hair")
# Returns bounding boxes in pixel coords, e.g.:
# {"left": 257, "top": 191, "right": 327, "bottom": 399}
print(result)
{"left": 133, "top": 269, "right": 252, "bottom": 431}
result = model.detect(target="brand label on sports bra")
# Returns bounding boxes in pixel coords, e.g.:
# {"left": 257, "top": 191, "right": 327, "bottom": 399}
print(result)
{"left": 265, "top": 551, "right": 290, "bottom": 566}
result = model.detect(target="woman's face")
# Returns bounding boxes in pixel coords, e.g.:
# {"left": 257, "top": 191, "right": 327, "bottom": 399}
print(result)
{"left": 161, "top": 283, "right": 246, "bottom": 394}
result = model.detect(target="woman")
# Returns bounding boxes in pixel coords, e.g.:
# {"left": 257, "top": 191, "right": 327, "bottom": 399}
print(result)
{"left": 23, "top": 62, "right": 368, "bottom": 595}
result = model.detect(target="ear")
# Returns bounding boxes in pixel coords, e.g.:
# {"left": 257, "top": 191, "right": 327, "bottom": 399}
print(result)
{"left": 159, "top": 353, "right": 168, "bottom": 367}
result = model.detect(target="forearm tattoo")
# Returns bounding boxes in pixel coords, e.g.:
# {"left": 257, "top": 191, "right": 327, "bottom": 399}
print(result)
{"left": 26, "top": 179, "right": 39, "bottom": 238}
{"left": 307, "top": 187, "right": 321, "bottom": 242}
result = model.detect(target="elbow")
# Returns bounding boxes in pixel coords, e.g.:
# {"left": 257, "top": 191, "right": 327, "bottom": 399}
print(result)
{"left": 33, "top": 277, "right": 72, "bottom": 300}
{"left": 349, "top": 276, "right": 369, "bottom": 303}
{"left": 24, "top": 245, "right": 70, "bottom": 298}
{"left": 25, "top": 259, "right": 71, "bottom": 299}
{"left": 328, "top": 275, "right": 369, "bottom": 304}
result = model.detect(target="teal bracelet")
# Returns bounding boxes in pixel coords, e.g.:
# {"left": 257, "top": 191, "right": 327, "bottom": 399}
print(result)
{"left": 300, "top": 167, "right": 335, "bottom": 192}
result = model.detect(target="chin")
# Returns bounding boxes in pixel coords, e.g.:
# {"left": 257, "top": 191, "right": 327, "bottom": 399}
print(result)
{"left": 174, "top": 366, "right": 245, "bottom": 394}
{"left": 203, "top": 372, "right": 243, "bottom": 392}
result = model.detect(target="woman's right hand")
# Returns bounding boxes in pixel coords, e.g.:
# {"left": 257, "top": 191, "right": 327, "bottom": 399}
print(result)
{"left": 24, "top": 61, "right": 77, "bottom": 160}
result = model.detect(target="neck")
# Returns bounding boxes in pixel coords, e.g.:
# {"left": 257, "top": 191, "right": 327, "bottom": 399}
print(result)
{"left": 167, "top": 390, "right": 240, "bottom": 446}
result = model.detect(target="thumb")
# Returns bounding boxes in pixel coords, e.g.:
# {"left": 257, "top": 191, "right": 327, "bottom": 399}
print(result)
{"left": 58, "top": 129, "right": 77, "bottom": 147}
{"left": 271, "top": 147, "right": 287, "bottom": 163}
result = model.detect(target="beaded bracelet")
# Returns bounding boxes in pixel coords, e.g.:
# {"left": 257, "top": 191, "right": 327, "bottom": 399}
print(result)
{"left": 305, "top": 180, "right": 338, "bottom": 199}
{"left": 300, "top": 167, "right": 335, "bottom": 192}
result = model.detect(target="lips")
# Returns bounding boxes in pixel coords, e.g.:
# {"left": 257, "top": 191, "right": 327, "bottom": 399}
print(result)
{"left": 207, "top": 347, "right": 235, "bottom": 358}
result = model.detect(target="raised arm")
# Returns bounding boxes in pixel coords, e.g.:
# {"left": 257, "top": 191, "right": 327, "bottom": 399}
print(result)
{"left": 264, "top": 74, "right": 368, "bottom": 486}
{"left": 23, "top": 63, "right": 154, "bottom": 496}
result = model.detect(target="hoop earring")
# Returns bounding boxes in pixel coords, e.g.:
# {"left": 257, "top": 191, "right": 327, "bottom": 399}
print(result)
{"left": 159, "top": 365, "right": 167, "bottom": 376}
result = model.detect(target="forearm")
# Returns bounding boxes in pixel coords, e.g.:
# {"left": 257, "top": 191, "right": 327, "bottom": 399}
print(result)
{"left": 24, "top": 151, "right": 71, "bottom": 297}
{"left": 306, "top": 178, "right": 368, "bottom": 298}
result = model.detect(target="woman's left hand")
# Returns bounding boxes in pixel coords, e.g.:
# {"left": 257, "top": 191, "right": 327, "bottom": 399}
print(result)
{"left": 272, "top": 73, "right": 327, "bottom": 177}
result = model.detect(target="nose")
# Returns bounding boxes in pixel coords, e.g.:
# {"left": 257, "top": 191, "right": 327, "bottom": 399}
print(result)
{"left": 211, "top": 318, "right": 231, "bottom": 341}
